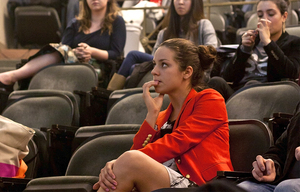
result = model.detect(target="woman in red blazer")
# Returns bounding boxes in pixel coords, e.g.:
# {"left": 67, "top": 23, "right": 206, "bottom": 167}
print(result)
{"left": 93, "top": 38, "right": 233, "bottom": 192}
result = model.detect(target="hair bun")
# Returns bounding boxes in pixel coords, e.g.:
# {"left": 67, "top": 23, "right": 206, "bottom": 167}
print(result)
{"left": 197, "top": 45, "right": 217, "bottom": 71}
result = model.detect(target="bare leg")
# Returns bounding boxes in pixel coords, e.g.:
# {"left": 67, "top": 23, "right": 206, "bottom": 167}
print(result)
{"left": 0, "top": 51, "right": 61, "bottom": 85}
{"left": 98, "top": 150, "right": 170, "bottom": 192}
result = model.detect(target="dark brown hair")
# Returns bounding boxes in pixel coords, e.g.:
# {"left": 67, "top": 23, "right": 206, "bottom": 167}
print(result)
{"left": 257, "top": 0, "right": 289, "bottom": 15}
{"left": 161, "top": 0, "right": 205, "bottom": 45}
{"left": 159, "top": 38, "right": 217, "bottom": 91}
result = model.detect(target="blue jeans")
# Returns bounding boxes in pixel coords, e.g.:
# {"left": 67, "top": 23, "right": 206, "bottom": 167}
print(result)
{"left": 117, "top": 51, "right": 153, "bottom": 77}
{"left": 238, "top": 179, "right": 300, "bottom": 192}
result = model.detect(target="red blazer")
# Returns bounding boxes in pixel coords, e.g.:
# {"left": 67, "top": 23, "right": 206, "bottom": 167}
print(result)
{"left": 131, "top": 88, "right": 233, "bottom": 185}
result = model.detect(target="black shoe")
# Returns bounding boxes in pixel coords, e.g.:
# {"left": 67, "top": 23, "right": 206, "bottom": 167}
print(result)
{"left": 0, "top": 81, "right": 14, "bottom": 92}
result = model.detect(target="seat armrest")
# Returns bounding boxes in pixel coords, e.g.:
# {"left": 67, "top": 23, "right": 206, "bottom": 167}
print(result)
{"left": 0, "top": 177, "right": 31, "bottom": 191}
{"left": 272, "top": 112, "right": 293, "bottom": 119}
{"left": 216, "top": 171, "right": 253, "bottom": 179}
{"left": 266, "top": 112, "right": 293, "bottom": 141}
{"left": 24, "top": 176, "right": 98, "bottom": 192}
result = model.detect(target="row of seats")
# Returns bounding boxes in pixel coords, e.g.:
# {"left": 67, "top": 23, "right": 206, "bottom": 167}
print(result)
{"left": 12, "top": 0, "right": 299, "bottom": 49}
{"left": 1, "top": 62, "right": 300, "bottom": 190}
{"left": 12, "top": 119, "right": 274, "bottom": 191}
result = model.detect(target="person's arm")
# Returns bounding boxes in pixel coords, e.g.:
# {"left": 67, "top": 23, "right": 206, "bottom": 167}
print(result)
{"left": 264, "top": 36, "right": 300, "bottom": 80}
{"left": 105, "top": 16, "right": 126, "bottom": 60}
{"left": 78, "top": 16, "right": 127, "bottom": 61}
{"left": 61, "top": 18, "right": 77, "bottom": 47}
{"left": 222, "top": 29, "right": 256, "bottom": 83}
{"left": 200, "top": 19, "right": 218, "bottom": 48}
{"left": 130, "top": 80, "right": 165, "bottom": 150}
{"left": 136, "top": 90, "right": 228, "bottom": 163}
{"left": 152, "top": 29, "right": 165, "bottom": 55}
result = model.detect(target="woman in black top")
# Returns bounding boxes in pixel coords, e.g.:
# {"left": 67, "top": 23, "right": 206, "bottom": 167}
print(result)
{"left": 209, "top": 0, "right": 300, "bottom": 101}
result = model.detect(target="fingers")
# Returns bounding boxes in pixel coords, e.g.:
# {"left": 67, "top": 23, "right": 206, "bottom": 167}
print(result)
{"left": 257, "top": 19, "right": 271, "bottom": 28}
{"left": 252, "top": 155, "right": 275, "bottom": 182}
{"left": 143, "top": 81, "right": 158, "bottom": 95}
{"left": 94, "top": 160, "right": 118, "bottom": 192}
{"left": 93, "top": 182, "right": 100, "bottom": 190}
{"left": 242, "top": 30, "right": 256, "bottom": 46}
{"left": 295, "top": 146, "right": 300, "bottom": 161}
{"left": 99, "top": 172, "right": 117, "bottom": 192}
{"left": 78, "top": 43, "right": 89, "bottom": 49}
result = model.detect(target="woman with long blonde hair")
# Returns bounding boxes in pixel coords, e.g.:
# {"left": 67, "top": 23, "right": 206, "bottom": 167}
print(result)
{"left": 0, "top": 0, "right": 126, "bottom": 91}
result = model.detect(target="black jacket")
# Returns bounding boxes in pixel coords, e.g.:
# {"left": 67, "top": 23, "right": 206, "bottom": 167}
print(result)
{"left": 223, "top": 32, "right": 300, "bottom": 89}
{"left": 263, "top": 103, "right": 300, "bottom": 184}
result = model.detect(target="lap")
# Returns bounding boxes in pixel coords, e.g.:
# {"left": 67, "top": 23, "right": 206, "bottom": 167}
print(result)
{"left": 164, "top": 166, "right": 191, "bottom": 188}
{"left": 275, "top": 178, "right": 300, "bottom": 192}
{"left": 237, "top": 180, "right": 276, "bottom": 192}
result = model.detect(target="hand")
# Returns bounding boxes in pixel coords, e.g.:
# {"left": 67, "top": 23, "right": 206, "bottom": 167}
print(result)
{"left": 257, "top": 18, "right": 271, "bottom": 46}
{"left": 142, "top": 81, "right": 164, "bottom": 128}
{"left": 73, "top": 43, "right": 92, "bottom": 63}
{"left": 252, "top": 155, "right": 276, "bottom": 182}
{"left": 241, "top": 30, "right": 257, "bottom": 48}
{"left": 295, "top": 146, "right": 300, "bottom": 161}
{"left": 93, "top": 160, "right": 117, "bottom": 191}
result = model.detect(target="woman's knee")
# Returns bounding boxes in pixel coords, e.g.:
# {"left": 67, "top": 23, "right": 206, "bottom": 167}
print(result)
{"left": 116, "top": 150, "right": 147, "bottom": 170}
{"left": 127, "top": 51, "right": 143, "bottom": 59}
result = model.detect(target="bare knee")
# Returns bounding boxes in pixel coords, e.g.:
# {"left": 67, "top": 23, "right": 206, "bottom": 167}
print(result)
{"left": 115, "top": 150, "right": 146, "bottom": 171}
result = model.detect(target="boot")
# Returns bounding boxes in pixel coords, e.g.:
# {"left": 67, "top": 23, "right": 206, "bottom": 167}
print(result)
{"left": 107, "top": 73, "right": 126, "bottom": 91}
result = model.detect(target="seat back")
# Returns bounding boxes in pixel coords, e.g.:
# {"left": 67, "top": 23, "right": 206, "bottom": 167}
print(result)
{"left": 285, "top": 25, "right": 300, "bottom": 37}
{"left": 206, "top": 12, "right": 226, "bottom": 44}
{"left": 106, "top": 92, "right": 170, "bottom": 124}
{"left": 207, "top": 12, "right": 226, "bottom": 32}
{"left": 228, "top": 119, "right": 273, "bottom": 172}
{"left": 66, "top": 131, "right": 136, "bottom": 176}
{"left": 226, "top": 81, "right": 300, "bottom": 125}
{"left": 29, "top": 63, "right": 98, "bottom": 92}
{"left": 204, "top": 0, "right": 233, "bottom": 25}
{"left": 28, "top": 63, "right": 98, "bottom": 107}
{"left": 2, "top": 90, "right": 78, "bottom": 128}
{"left": 136, "top": 71, "right": 153, "bottom": 87}
{"left": 14, "top": 6, "right": 61, "bottom": 48}
{"left": 73, "top": 124, "right": 141, "bottom": 152}
{"left": 107, "top": 87, "right": 156, "bottom": 110}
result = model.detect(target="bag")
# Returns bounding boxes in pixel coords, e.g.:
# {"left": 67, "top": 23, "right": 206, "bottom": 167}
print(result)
{"left": 0, "top": 116, "right": 35, "bottom": 178}
{"left": 75, "top": 87, "right": 113, "bottom": 126}
{"left": 124, "top": 61, "right": 154, "bottom": 89}
{"left": 41, "top": 124, "right": 78, "bottom": 176}
{"left": 0, "top": 90, "right": 12, "bottom": 114}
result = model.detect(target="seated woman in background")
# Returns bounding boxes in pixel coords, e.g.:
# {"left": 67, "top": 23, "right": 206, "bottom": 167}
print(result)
{"left": 93, "top": 38, "right": 233, "bottom": 192}
{"left": 209, "top": 0, "right": 300, "bottom": 101}
{"left": 106, "top": 0, "right": 218, "bottom": 90}
{"left": 0, "top": 0, "right": 126, "bottom": 92}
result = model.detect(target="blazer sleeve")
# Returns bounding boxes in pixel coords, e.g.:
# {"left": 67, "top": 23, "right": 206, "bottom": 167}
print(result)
{"left": 131, "top": 120, "right": 161, "bottom": 150}
{"left": 133, "top": 90, "right": 228, "bottom": 163}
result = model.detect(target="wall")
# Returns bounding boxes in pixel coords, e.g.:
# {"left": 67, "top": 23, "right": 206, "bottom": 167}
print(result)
{"left": 0, "top": 0, "right": 14, "bottom": 48}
